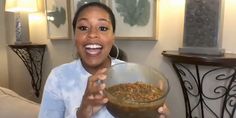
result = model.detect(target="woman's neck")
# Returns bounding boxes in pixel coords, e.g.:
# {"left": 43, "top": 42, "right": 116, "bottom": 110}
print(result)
{"left": 82, "top": 57, "right": 111, "bottom": 75}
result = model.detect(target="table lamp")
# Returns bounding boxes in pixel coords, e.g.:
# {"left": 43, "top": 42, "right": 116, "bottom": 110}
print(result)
{"left": 5, "top": 0, "right": 38, "bottom": 44}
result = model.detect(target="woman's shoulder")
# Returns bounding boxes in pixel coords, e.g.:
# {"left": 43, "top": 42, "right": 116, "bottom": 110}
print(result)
{"left": 51, "top": 60, "right": 82, "bottom": 73}
{"left": 45, "top": 60, "right": 83, "bottom": 85}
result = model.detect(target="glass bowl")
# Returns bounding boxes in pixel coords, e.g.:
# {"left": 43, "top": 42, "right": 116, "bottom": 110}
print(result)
{"left": 104, "top": 63, "right": 170, "bottom": 118}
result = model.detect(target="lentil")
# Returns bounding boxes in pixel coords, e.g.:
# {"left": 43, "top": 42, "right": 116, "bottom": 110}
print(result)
{"left": 106, "top": 82, "right": 163, "bottom": 103}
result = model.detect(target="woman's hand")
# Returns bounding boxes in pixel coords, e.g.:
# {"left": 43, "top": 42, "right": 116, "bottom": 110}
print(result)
{"left": 158, "top": 104, "right": 169, "bottom": 118}
{"left": 77, "top": 68, "right": 108, "bottom": 118}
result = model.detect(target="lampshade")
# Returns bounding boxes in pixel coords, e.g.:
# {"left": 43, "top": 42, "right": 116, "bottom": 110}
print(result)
{"left": 5, "top": 0, "right": 38, "bottom": 12}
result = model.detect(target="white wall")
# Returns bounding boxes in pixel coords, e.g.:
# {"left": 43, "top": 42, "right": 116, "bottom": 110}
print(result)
{"left": 0, "top": 0, "right": 9, "bottom": 87}
{"left": 222, "top": 0, "right": 236, "bottom": 52}
{"left": 2, "top": 0, "right": 236, "bottom": 118}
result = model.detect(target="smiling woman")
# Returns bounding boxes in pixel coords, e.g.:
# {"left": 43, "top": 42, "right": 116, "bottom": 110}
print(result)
{"left": 39, "top": 2, "right": 167, "bottom": 118}
{"left": 39, "top": 2, "right": 124, "bottom": 118}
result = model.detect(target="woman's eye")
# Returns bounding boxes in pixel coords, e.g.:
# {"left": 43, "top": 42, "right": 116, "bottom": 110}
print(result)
{"left": 77, "top": 26, "right": 88, "bottom": 31}
{"left": 98, "top": 26, "right": 109, "bottom": 31}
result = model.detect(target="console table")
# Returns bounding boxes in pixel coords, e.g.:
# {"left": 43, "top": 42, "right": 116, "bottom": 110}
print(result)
{"left": 9, "top": 44, "right": 46, "bottom": 97}
{"left": 162, "top": 50, "right": 236, "bottom": 118}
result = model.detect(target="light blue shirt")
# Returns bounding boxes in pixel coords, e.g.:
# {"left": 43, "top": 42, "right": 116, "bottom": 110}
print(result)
{"left": 39, "top": 58, "right": 124, "bottom": 118}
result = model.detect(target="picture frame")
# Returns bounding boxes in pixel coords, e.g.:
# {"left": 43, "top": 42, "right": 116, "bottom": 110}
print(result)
{"left": 108, "top": 0, "right": 157, "bottom": 40}
{"left": 45, "top": 0, "right": 71, "bottom": 40}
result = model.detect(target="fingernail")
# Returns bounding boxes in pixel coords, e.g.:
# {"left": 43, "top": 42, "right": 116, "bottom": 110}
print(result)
{"left": 101, "top": 68, "right": 107, "bottom": 72}
{"left": 99, "top": 90, "right": 103, "bottom": 95}
{"left": 101, "top": 75, "right": 107, "bottom": 80}
{"left": 158, "top": 107, "right": 164, "bottom": 112}
{"left": 88, "top": 95, "right": 94, "bottom": 99}
{"left": 159, "top": 115, "right": 165, "bottom": 118}
{"left": 100, "top": 84, "right": 105, "bottom": 89}
{"left": 103, "top": 98, "right": 108, "bottom": 103}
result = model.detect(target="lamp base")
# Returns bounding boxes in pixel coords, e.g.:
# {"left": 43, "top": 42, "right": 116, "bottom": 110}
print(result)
{"left": 15, "top": 13, "right": 31, "bottom": 45}
{"left": 179, "top": 47, "right": 225, "bottom": 56}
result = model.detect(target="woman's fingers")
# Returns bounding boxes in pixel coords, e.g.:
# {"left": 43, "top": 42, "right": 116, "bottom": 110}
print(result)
{"left": 79, "top": 68, "right": 109, "bottom": 117}
{"left": 89, "top": 68, "right": 107, "bottom": 86}
{"left": 90, "top": 71, "right": 107, "bottom": 83}
{"left": 86, "top": 68, "right": 107, "bottom": 94}
{"left": 87, "top": 93, "right": 108, "bottom": 106}
{"left": 83, "top": 68, "right": 108, "bottom": 105}
{"left": 89, "top": 76, "right": 106, "bottom": 95}
{"left": 158, "top": 104, "right": 169, "bottom": 118}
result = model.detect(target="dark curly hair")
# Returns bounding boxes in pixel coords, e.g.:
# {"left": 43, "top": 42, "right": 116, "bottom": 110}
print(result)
{"left": 72, "top": 2, "right": 116, "bottom": 33}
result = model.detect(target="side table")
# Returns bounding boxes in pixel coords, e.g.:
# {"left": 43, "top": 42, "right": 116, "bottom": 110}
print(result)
{"left": 9, "top": 44, "right": 46, "bottom": 97}
{"left": 162, "top": 50, "right": 235, "bottom": 118}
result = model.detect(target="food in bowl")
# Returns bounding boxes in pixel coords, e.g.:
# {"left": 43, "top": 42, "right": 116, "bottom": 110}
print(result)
{"left": 104, "top": 63, "right": 169, "bottom": 118}
{"left": 105, "top": 82, "right": 163, "bottom": 103}
{"left": 105, "top": 82, "right": 165, "bottom": 118}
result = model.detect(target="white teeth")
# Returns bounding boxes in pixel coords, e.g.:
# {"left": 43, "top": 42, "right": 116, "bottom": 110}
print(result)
{"left": 85, "top": 44, "right": 102, "bottom": 49}
{"left": 85, "top": 44, "right": 102, "bottom": 55}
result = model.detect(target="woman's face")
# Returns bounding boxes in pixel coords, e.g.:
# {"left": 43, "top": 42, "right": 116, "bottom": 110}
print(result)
{"left": 75, "top": 6, "right": 114, "bottom": 69}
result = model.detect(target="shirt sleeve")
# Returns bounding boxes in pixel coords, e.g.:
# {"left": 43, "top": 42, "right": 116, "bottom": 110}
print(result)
{"left": 38, "top": 69, "right": 65, "bottom": 118}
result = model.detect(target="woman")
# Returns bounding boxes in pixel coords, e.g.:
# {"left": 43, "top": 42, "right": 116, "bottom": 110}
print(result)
{"left": 39, "top": 2, "right": 167, "bottom": 118}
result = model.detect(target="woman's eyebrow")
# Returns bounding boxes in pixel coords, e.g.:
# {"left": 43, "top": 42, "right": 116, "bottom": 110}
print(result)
{"left": 77, "top": 18, "right": 111, "bottom": 22}
{"left": 98, "top": 18, "right": 111, "bottom": 22}
{"left": 77, "top": 18, "right": 87, "bottom": 22}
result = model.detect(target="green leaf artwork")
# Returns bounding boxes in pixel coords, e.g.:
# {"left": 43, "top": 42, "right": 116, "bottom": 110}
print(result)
{"left": 47, "top": 6, "right": 66, "bottom": 28}
{"left": 76, "top": 0, "right": 101, "bottom": 10}
{"left": 115, "top": 0, "right": 150, "bottom": 26}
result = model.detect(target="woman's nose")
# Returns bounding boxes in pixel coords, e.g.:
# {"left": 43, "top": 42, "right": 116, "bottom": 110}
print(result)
{"left": 88, "top": 27, "right": 98, "bottom": 38}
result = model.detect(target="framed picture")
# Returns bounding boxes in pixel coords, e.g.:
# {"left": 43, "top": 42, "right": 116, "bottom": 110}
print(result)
{"left": 45, "top": 0, "right": 71, "bottom": 39}
{"left": 108, "top": 0, "right": 157, "bottom": 40}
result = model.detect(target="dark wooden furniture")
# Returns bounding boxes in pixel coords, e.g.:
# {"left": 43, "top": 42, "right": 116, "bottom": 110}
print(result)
{"left": 9, "top": 44, "right": 46, "bottom": 97}
{"left": 162, "top": 50, "right": 236, "bottom": 118}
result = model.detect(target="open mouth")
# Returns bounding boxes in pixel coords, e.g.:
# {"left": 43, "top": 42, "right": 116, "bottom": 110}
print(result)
{"left": 85, "top": 44, "right": 102, "bottom": 55}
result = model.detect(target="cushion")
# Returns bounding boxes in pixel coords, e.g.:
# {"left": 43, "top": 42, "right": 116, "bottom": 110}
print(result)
{"left": 0, "top": 87, "right": 40, "bottom": 118}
